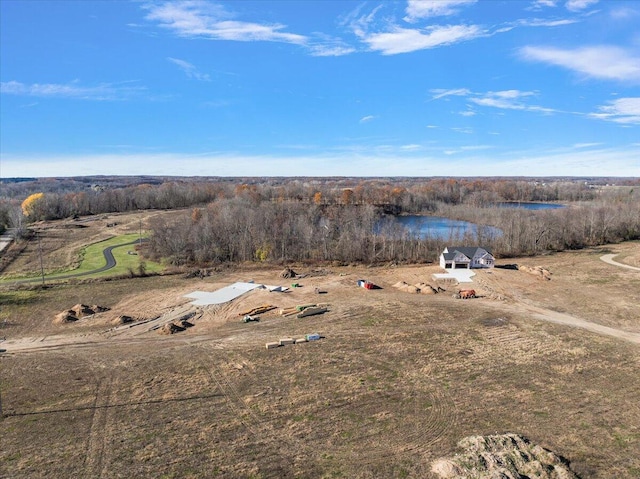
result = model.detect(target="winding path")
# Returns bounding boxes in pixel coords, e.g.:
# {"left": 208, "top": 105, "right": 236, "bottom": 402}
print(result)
{"left": 600, "top": 253, "right": 640, "bottom": 271}
{"left": 9, "top": 238, "right": 145, "bottom": 285}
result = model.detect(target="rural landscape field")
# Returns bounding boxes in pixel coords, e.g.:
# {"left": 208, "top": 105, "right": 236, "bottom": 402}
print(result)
{"left": 3, "top": 0, "right": 640, "bottom": 477}
{"left": 1, "top": 193, "right": 639, "bottom": 478}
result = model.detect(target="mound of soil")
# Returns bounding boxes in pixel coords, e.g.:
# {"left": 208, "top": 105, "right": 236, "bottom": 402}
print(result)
{"left": 111, "top": 315, "right": 134, "bottom": 326}
{"left": 71, "top": 304, "right": 95, "bottom": 317}
{"left": 280, "top": 268, "right": 297, "bottom": 279}
{"left": 415, "top": 282, "right": 438, "bottom": 294}
{"left": 393, "top": 281, "right": 438, "bottom": 294}
{"left": 71, "top": 304, "right": 111, "bottom": 317}
{"left": 53, "top": 311, "right": 78, "bottom": 325}
{"left": 431, "top": 433, "right": 580, "bottom": 479}
{"left": 159, "top": 322, "right": 185, "bottom": 335}
{"left": 519, "top": 265, "right": 552, "bottom": 280}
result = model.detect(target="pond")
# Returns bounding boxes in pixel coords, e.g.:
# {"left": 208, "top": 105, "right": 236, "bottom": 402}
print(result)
{"left": 496, "top": 202, "right": 565, "bottom": 210}
{"left": 390, "top": 215, "right": 501, "bottom": 241}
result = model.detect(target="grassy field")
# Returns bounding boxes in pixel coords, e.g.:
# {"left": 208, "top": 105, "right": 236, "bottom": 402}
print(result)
{"left": 0, "top": 233, "right": 163, "bottom": 284}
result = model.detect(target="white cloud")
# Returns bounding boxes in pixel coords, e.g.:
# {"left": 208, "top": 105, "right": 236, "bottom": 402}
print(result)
{"left": 590, "top": 97, "right": 640, "bottom": 124}
{"left": 565, "top": 0, "right": 598, "bottom": 12}
{"left": 520, "top": 45, "right": 640, "bottom": 82}
{"left": 469, "top": 89, "right": 542, "bottom": 110}
{"left": 518, "top": 17, "right": 578, "bottom": 27}
{"left": 400, "top": 144, "right": 422, "bottom": 151}
{"left": 360, "top": 115, "right": 377, "bottom": 123}
{"left": 531, "top": 0, "right": 559, "bottom": 7}
{"left": 167, "top": 57, "right": 210, "bottom": 81}
{"left": 431, "top": 88, "right": 562, "bottom": 115}
{"left": 0, "top": 80, "right": 144, "bottom": 100}
{"left": 573, "top": 142, "right": 602, "bottom": 148}
{"left": 143, "top": 1, "right": 307, "bottom": 44}
{"left": 308, "top": 42, "right": 356, "bottom": 57}
{"left": 430, "top": 88, "right": 472, "bottom": 100}
{"left": 363, "top": 24, "right": 482, "bottom": 55}
{"left": 404, "top": 0, "right": 476, "bottom": 21}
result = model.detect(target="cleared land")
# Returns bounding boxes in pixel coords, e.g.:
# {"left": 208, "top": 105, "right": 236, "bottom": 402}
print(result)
{"left": 1, "top": 213, "right": 639, "bottom": 478}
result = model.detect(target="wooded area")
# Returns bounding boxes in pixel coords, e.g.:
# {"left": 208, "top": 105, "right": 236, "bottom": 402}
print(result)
{"left": 1, "top": 177, "right": 638, "bottom": 265}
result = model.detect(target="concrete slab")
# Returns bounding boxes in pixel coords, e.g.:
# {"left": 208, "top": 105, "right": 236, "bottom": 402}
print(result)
{"left": 185, "top": 282, "right": 262, "bottom": 305}
{"left": 433, "top": 269, "right": 476, "bottom": 283}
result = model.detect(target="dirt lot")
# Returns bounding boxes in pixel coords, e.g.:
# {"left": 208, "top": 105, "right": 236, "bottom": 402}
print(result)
{"left": 1, "top": 215, "right": 639, "bottom": 478}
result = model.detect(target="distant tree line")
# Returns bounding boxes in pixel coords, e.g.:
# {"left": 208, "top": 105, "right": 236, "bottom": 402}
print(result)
{"left": 1, "top": 177, "right": 638, "bottom": 264}
{"left": 145, "top": 187, "right": 640, "bottom": 266}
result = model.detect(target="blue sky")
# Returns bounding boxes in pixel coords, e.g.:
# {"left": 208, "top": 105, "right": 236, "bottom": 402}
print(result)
{"left": 1, "top": 0, "right": 639, "bottom": 178}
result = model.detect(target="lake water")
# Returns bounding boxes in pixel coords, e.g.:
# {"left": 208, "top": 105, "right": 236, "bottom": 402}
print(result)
{"left": 391, "top": 216, "right": 501, "bottom": 241}
{"left": 496, "top": 202, "right": 565, "bottom": 210}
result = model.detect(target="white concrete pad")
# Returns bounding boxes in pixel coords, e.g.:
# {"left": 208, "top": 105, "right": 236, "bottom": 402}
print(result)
{"left": 185, "top": 282, "right": 262, "bottom": 305}
{"left": 433, "top": 269, "right": 476, "bottom": 283}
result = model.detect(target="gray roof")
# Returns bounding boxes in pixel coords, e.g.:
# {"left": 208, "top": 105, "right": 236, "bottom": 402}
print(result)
{"left": 445, "top": 246, "right": 493, "bottom": 259}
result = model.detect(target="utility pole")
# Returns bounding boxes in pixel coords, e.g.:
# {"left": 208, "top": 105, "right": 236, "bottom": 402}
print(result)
{"left": 38, "top": 232, "right": 45, "bottom": 285}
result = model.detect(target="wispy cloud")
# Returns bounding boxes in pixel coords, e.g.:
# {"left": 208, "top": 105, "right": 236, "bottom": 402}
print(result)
{"left": 573, "top": 142, "right": 602, "bottom": 148}
{"left": 530, "top": 0, "right": 559, "bottom": 8}
{"left": 143, "top": 1, "right": 307, "bottom": 44}
{"left": 590, "top": 97, "right": 640, "bottom": 124}
{"left": 431, "top": 88, "right": 558, "bottom": 114}
{"left": 308, "top": 39, "right": 356, "bottom": 57}
{"left": 361, "top": 24, "right": 483, "bottom": 55}
{"left": 167, "top": 57, "right": 210, "bottom": 81}
{"left": 0, "top": 80, "right": 144, "bottom": 100}
{"left": 529, "top": 0, "right": 598, "bottom": 10}
{"left": 470, "top": 89, "right": 537, "bottom": 110}
{"left": 565, "top": 0, "right": 598, "bottom": 12}
{"left": 404, "top": 0, "right": 477, "bottom": 21}
{"left": 517, "top": 17, "right": 578, "bottom": 27}
{"left": 360, "top": 115, "right": 378, "bottom": 123}
{"left": 430, "top": 88, "right": 472, "bottom": 100}
{"left": 520, "top": 45, "right": 640, "bottom": 82}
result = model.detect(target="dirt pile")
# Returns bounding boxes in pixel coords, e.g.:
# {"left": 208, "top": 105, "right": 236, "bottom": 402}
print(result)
{"left": 111, "top": 315, "right": 134, "bottom": 326}
{"left": 53, "top": 311, "right": 78, "bottom": 324}
{"left": 393, "top": 281, "right": 439, "bottom": 294}
{"left": 159, "top": 322, "right": 186, "bottom": 335}
{"left": 431, "top": 433, "right": 580, "bottom": 479}
{"left": 280, "top": 268, "right": 298, "bottom": 279}
{"left": 53, "top": 304, "right": 111, "bottom": 324}
{"left": 519, "top": 265, "right": 552, "bottom": 280}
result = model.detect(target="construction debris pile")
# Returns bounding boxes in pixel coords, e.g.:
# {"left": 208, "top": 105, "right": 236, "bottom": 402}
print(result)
{"left": 266, "top": 333, "right": 322, "bottom": 349}
{"left": 431, "top": 433, "right": 579, "bottom": 479}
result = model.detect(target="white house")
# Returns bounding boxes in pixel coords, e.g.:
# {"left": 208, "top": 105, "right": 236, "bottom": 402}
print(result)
{"left": 439, "top": 246, "right": 494, "bottom": 269}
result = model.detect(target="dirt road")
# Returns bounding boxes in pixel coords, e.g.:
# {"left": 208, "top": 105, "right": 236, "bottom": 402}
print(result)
{"left": 600, "top": 253, "right": 640, "bottom": 271}
{"left": 503, "top": 300, "right": 640, "bottom": 345}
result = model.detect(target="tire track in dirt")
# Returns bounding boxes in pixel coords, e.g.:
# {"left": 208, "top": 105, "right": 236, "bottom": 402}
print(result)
{"left": 367, "top": 358, "right": 457, "bottom": 458}
{"left": 83, "top": 374, "right": 113, "bottom": 479}
{"left": 191, "top": 344, "right": 303, "bottom": 470}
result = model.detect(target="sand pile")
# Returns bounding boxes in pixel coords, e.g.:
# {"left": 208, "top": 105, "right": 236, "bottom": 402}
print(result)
{"left": 519, "top": 265, "right": 552, "bottom": 280}
{"left": 431, "top": 433, "right": 579, "bottom": 479}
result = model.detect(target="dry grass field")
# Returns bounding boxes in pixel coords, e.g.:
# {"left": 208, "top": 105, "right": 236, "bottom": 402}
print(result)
{"left": 1, "top": 213, "right": 639, "bottom": 478}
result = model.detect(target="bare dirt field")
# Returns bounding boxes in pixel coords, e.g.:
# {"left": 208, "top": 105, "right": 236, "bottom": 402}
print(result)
{"left": 1, "top": 215, "right": 639, "bottom": 478}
